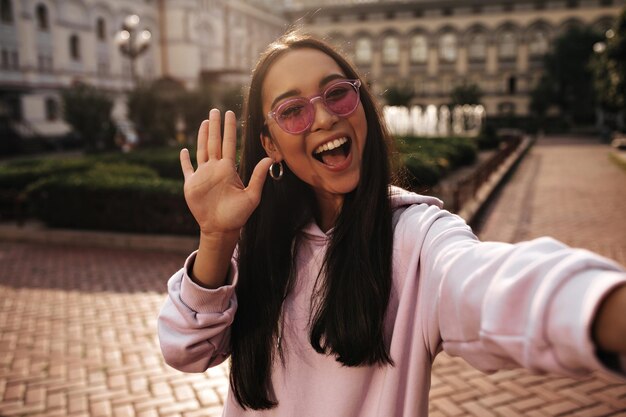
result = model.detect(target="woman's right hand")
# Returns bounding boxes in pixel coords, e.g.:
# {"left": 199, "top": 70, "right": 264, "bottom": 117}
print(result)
{"left": 180, "top": 109, "right": 273, "bottom": 237}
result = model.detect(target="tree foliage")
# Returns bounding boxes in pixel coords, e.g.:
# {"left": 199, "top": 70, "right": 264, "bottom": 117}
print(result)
{"left": 127, "top": 80, "right": 243, "bottom": 146}
{"left": 591, "top": 8, "right": 626, "bottom": 112}
{"left": 449, "top": 83, "right": 482, "bottom": 107}
{"left": 530, "top": 26, "right": 603, "bottom": 125}
{"left": 383, "top": 83, "right": 415, "bottom": 107}
{"left": 61, "top": 83, "right": 115, "bottom": 151}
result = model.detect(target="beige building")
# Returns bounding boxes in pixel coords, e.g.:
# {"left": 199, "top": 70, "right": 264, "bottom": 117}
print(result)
{"left": 284, "top": 0, "right": 625, "bottom": 116}
{"left": 1, "top": 0, "right": 624, "bottom": 146}
{"left": 0, "top": 0, "right": 285, "bottom": 144}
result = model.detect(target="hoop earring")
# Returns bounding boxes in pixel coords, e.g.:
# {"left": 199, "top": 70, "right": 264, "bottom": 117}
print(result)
{"left": 269, "top": 161, "right": 283, "bottom": 181}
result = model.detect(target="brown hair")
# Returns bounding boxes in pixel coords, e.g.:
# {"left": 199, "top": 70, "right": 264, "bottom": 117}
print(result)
{"left": 232, "top": 31, "right": 395, "bottom": 410}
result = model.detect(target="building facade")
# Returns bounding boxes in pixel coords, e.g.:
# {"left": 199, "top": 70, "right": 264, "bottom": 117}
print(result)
{"left": 0, "top": 0, "right": 624, "bottom": 145}
{"left": 0, "top": 0, "right": 285, "bottom": 142}
{"left": 284, "top": 0, "right": 625, "bottom": 117}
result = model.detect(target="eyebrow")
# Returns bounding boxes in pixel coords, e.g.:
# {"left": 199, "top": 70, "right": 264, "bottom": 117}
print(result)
{"left": 269, "top": 73, "right": 346, "bottom": 110}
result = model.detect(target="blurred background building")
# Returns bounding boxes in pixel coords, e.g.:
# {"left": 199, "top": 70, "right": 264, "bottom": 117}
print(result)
{"left": 0, "top": 0, "right": 624, "bottom": 147}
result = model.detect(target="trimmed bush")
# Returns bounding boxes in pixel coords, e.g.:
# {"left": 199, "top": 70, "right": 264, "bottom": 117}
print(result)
{"left": 26, "top": 172, "right": 197, "bottom": 235}
{"left": 393, "top": 136, "right": 477, "bottom": 189}
{"left": 90, "top": 148, "right": 187, "bottom": 180}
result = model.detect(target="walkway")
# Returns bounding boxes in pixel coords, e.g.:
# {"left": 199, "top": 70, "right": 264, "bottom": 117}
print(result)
{"left": 0, "top": 136, "right": 624, "bottom": 417}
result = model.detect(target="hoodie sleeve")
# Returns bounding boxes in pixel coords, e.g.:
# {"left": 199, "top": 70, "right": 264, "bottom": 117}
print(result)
{"left": 398, "top": 203, "right": 626, "bottom": 379}
{"left": 157, "top": 250, "right": 238, "bottom": 372}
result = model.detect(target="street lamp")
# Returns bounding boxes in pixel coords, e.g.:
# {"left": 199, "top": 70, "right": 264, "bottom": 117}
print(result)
{"left": 115, "top": 14, "right": 151, "bottom": 84}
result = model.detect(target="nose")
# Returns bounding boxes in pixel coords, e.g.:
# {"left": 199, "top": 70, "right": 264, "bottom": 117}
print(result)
{"left": 309, "top": 97, "right": 339, "bottom": 132}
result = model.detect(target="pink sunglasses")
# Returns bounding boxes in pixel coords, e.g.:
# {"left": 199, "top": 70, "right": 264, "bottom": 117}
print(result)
{"left": 267, "top": 79, "right": 362, "bottom": 134}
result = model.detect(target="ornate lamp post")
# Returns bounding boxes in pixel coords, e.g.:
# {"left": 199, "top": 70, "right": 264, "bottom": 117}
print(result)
{"left": 115, "top": 14, "right": 151, "bottom": 84}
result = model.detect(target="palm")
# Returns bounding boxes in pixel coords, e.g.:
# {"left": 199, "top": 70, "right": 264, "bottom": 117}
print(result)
{"left": 181, "top": 110, "right": 272, "bottom": 234}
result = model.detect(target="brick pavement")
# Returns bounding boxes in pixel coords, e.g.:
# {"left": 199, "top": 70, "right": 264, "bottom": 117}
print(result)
{"left": 0, "top": 135, "right": 625, "bottom": 417}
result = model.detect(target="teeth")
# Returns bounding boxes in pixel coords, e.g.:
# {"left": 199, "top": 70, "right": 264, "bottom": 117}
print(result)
{"left": 314, "top": 137, "right": 348, "bottom": 154}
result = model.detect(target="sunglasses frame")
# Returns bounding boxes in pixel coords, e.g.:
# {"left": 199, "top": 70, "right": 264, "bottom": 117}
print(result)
{"left": 267, "top": 79, "right": 362, "bottom": 134}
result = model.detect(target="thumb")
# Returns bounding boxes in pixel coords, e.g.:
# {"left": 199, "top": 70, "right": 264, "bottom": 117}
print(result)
{"left": 246, "top": 157, "right": 274, "bottom": 203}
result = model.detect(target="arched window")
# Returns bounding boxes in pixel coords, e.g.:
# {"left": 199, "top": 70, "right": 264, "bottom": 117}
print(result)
{"left": 45, "top": 97, "right": 58, "bottom": 121}
{"left": 69, "top": 34, "right": 81, "bottom": 60}
{"left": 410, "top": 34, "right": 428, "bottom": 64}
{"left": 468, "top": 33, "right": 487, "bottom": 60}
{"left": 36, "top": 4, "right": 48, "bottom": 30}
{"left": 382, "top": 35, "right": 399, "bottom": 65}
{"left": 355, "top": 37, "right": 372, "bottom": 65}
{"left": 499, "top": 30, "right": 517, "bottom": 59}
{"left": 1, "top": 0, "right": 14, "bottom": 23}
{"left": 439, "top": 32, "right": 457, "bottom": 62}
{"left": 529, "top": 30, "right": 549, "bottom": 55}
{"left": 96, "top": 17, "right": 106, "bottom": 41}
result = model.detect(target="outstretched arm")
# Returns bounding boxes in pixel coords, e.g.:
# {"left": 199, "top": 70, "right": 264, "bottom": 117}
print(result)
{"left": 593, "top": 284, "right": 626, "bottom": 354}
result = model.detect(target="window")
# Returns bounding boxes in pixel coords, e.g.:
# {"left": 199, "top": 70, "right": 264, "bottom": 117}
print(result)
{"left": 382, "top": 36, "right": 399, "bottom": 65}
{"left": 355, "top": 37, "right": 372, "bottom": 65}
{"left": 1, "top": 49, "right": 8, "bottom": 69}
{"left": 69, "top": 34, "right": 81, "bottom": 60}
{"left": 508, "top": 76, "right": 517, "bottom": 94}
{"left": 1, "top": 0, "right": 13, "bottom": 23}
{"left": 529, "top": 30, "right": 549, "bottom": 55}
{"left": 439, "top": 33, "right": 457, "bottom": 62}
{"left": 96, "top": 18, "right": 106, "bottom": 41}
{"left": 468, "top": 33, "right": 487, "bottom": 60}
{"left": 410, "top": 34, "right": 428, "bottom": 64}
{"left": 36, "top": 4, "right": 48, "bottom": 30}
{"left": 499, "top": 30, "right": 517, "bottom": 59}
{"left": 11, "top": 50, "right": 18, "bottom": 69}
{"left": 45, "top": 98, "right": 58, "bottom": 121}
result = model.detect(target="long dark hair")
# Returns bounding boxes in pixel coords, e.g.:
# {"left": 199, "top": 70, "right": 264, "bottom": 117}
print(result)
{"left": 231, "top": 32, "right": 395, "bottom": 410}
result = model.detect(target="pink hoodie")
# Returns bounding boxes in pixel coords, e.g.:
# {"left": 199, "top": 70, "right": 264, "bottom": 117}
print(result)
{"left": 158, "top": 187, "right": 626, "bottom": 416}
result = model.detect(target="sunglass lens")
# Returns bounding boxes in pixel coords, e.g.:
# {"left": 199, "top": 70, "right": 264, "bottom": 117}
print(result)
{"left": 325, "top": 84, "right": 358, "bottom": 116}
{"left": 277, "top": 100, "right": 312, "bottom": 133}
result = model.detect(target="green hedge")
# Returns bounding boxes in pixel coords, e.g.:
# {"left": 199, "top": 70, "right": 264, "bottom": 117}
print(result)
{"left": 89, "top": 147, "right": 187, "bottom": 180}
{"left": 26, "top": 170, "right": 198, "bottom": 235}
{"left": 393, "top": 136, "right": 477, "bottom": 189}
{"left": 2, "top": 138, "right": 479, "bottom": 234}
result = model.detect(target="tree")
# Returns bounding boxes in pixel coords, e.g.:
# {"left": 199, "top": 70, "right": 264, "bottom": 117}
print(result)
{"left": 127, "top": 79, "right": 180, "bottom": 146}
{"left": 383, "top": 83, "right": 415, "bottom": 107}
{"left": 449, "top": 83, "right": 482, "bottom": 107}
{"left": 530, "top": 26, "right": 603, "bottom": 126}
{"left": 61, "top": 83, "right": 115, "bottom": 151}
{"left": 591, "top": 8, "right": 626, "bottom": 116}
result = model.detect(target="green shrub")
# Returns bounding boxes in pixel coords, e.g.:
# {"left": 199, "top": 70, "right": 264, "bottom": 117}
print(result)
{"left": 90, "top": 148, "right": 187, "bottom": 180}
{"left": 0, "top": 158, "right": 91, "bottom": 190}
{"left": 26, "top": 173, "right": 197, "bottom": 235}
{"left": 392, "top": 136, "right": 478, "bottom": 190}
{"left": 401, "top": 154, "right": 442, "bottom": 189}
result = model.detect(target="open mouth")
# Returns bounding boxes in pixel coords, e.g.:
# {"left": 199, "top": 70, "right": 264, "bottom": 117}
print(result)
{"left": 312, "top": 137, "right": 352, "bottom": 167}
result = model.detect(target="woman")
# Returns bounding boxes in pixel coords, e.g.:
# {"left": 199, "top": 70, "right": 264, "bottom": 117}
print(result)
{"left": 158, "top": 32, "right": 626, "bottom": 416}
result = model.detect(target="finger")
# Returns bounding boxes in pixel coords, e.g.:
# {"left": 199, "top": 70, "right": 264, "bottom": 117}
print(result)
{"left": 180, "top": 148, "right": 194, "bottom": 180}
{"left": 223, "top": 111, "right": 237, "bottom": 161}
{"left": 196, "top": 120, "right": 209, "bottom": 164}
{"left": 207, "top": 108, "right": 222, "bottom": 160}
{"left": 245, "top": 157, "right": 274, "bottom": 204}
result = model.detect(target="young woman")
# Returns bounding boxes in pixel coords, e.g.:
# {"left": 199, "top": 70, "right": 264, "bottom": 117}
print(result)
{"left": 158, "top": 32, "right": 626, "bottom": 416}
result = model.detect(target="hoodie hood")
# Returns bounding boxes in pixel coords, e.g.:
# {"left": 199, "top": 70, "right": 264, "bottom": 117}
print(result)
{"left": 301, "top": 186, "right": 443, "bottom": 241}
{"left": 389, "top": 185, "right": 443, "bottom": 210}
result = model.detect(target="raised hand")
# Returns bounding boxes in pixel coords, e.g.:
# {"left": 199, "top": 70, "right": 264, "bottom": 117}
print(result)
{"left": 180, "top": 109, "right": 273, "bottom": 236}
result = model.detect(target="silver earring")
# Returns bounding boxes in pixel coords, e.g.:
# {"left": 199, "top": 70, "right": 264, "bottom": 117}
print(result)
{"left": 269, "top": 161, "right": 283, "bottom": 181}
